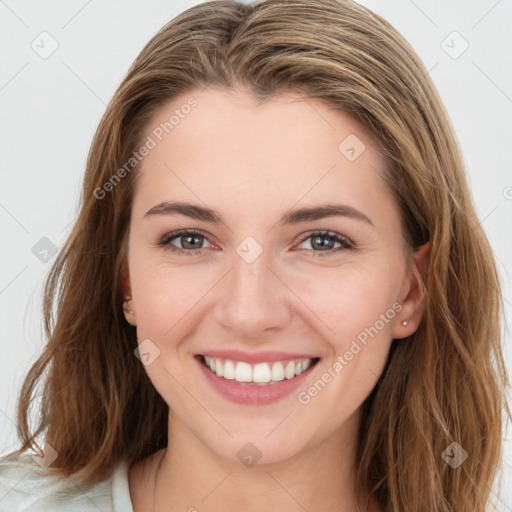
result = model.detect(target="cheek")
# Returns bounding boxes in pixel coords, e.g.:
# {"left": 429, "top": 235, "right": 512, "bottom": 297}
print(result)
{"left": 288, "top": 261, "right": 401, "bottom": 400}
{"left": 293, "top": 269, "right": 398, "bottom": 421}
{"left": 130, "top": 235, "right": 404, "bottom": 345}
{"left": 129, "top": 249, "right": 210, "bottom": 329}
{"left": 291, "top": 262, "right": 401, "bottom": 341}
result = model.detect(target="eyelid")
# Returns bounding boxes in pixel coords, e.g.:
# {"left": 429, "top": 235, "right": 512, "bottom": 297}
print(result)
{"left": 156, "top": 228, "right": 355, "bottom": 257}
{"left": 295, "top": 230, "right": 353, "bottom": 247}
{"left": 156, "top": 228, "right": 215, "bottom": 249}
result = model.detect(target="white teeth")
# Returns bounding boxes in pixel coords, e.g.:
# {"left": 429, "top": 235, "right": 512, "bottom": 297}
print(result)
{"left": 252, "top": 363, "right": 271, "bottom": 383}
{"left": 284, "top": 361, "right": 296, "bottom": 379}
{"left": 202, "top": 356, "right": 315, "bottom": 385}
{"left": 235, "top": 362, "right": 252, "bottom": 382}
{"left": 301, "top": 359, "right": 312, "bottom": 372}
{"left": 271, "top": 362, "right": 285, "bottom": 382}
{"left": 223, "top": 360, "right": 235, "bottom": 380}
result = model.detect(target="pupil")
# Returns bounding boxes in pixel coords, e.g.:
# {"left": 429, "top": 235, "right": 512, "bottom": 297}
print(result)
{"left": 314, "top": 235, "right": 332, "bottom": 250}
{"left": 184, "top": 235, "right": 201, "bottom": 249}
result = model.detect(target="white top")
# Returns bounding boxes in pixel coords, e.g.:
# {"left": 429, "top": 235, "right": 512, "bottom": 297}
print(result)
{"left": 0, "top": 454, "right": 134, "bottom": 511}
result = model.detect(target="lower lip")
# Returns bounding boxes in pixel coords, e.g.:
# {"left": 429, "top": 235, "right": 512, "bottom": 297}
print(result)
{"left": 195, "top": 356, "right": 319, "bottom": 405}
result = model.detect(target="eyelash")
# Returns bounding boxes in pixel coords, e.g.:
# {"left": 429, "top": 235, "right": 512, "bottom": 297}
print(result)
{"left": 155, "top": 229, "right": 354, "bottom": 258}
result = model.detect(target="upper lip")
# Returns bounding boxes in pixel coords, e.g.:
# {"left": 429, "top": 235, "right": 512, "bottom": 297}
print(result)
{"left": 198, "top": 349, "right": 319, "bottom": 364}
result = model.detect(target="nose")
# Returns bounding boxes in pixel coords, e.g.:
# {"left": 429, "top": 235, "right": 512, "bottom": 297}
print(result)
{"left": 213, "top": 247, "right": 292, "bottom": 340}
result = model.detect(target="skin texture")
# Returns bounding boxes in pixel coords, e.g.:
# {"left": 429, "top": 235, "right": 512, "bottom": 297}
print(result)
{"left": 122, "top": 86, "right": 429, "bottom": 512}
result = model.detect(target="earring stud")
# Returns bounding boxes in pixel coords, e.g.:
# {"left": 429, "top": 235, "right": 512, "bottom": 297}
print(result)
{"left": 402, "top": 319, "right": 408, "bottom": 326}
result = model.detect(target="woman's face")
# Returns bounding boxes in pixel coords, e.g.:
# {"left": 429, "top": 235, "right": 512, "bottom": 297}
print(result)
{"left": 123, "top": 86, "right": 427, "bottom": 465}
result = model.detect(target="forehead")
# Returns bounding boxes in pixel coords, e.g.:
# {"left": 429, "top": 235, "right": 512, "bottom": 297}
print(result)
{"left": 144, "top": 86, "right": 382, "bottom": 161}
{"left": 131, "top": 86, "right": 394, "bottom": 226}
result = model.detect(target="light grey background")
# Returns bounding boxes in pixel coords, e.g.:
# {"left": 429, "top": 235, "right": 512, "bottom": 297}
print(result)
{"left": 1, "top": 0, "right": 511, "bottom": 507}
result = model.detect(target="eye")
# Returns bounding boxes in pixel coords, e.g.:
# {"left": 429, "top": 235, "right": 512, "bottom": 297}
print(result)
{"left": 295, "top": 231, "right": 354, "bottom": 258}
{"left": 156, "top": 229, "right": 213, "bottom": 256}
{"left": 156, "top": 229, "right": 354, "bottom": 257}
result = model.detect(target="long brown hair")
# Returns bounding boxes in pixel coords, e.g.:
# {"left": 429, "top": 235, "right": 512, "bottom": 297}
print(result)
{"left": 10, "top": 1, "right": 509, "bottom": 510}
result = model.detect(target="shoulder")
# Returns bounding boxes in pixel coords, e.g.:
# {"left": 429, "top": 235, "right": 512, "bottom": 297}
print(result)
{"left": 0, "top": 452, "right": 133, "bottom": 512}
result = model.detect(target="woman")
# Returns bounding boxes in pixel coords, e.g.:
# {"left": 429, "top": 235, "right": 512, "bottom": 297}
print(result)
{"left": 0, "top": 0, "right": 508, "bottom": 510}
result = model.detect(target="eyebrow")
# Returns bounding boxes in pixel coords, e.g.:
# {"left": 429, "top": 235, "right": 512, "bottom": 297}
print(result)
{"left": 144, "top": 201, "right": 374, "bottom": 227}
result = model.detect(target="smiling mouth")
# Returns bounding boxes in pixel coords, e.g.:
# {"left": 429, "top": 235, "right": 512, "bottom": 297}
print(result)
{"left": 197, "top": 354, "right": 320, "bottom": 386}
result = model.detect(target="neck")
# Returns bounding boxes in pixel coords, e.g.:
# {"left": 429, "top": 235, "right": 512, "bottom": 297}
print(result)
{"left": 138, "top": 409, "right": 380, "bottom": 512}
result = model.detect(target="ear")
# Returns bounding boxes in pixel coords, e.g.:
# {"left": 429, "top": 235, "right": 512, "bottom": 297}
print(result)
{"left": 120, "top": 262, "right": 137, "bottom": 326}
{"left": 392, "top": 242, "right": 430, "bottom": 339}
